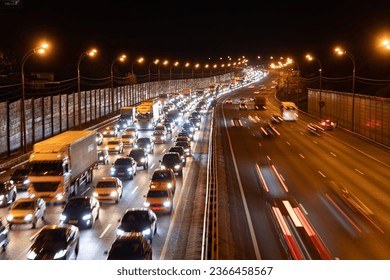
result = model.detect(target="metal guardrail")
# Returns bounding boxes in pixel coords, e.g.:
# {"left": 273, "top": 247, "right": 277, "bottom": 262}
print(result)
{"left": 201, "top": 109, "right": 218, "bottom": 260}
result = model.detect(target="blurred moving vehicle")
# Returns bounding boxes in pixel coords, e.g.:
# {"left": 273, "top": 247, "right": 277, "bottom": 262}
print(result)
{"left": 0, "top": 218, "right": 9, "bottom": 252}
{"left": 0, "top": 180, "right": 17, "bottom": 207}
{"left": 106, "top": 232, "right": 152, "bottom": 260}
{"left": 307, "top": 123, "right": 324, "bottom": 136}
{"left": 116, "top": 207, "right": 157, "bottom": 243}
{"left": 168, "top": 146, "right": 186, "bottom": 166}
{"left": 225, "top": 98, "right": 233, "bottom": 104}
{"left": 7, "top": 197, "right": 46, "bottom": 229}
{"left": 27, "top": 224, "right": 80, "bottom": 260}
{"left": 239, "top": 102, "right": 248, "bottom": 110}
{"left": 319, "top": 119, "right": 337, "bottom": 130}
{"left": 128, "top": 148, "right": 149, "bottom": 170}
{"left": 9, "top": 165, "right": 31, "bottom": 191}
{"left": 59, "top": 196, "right": 100, "bottom": 229}
{"left": 93, "top": 177, "right": 123, "bottom": 203}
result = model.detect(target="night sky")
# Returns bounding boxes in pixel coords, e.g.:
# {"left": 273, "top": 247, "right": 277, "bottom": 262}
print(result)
{"left": 1, "top": 0, "right": 390, "bottom": 79}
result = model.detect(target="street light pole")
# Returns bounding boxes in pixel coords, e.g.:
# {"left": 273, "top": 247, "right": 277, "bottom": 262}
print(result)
{"left": 20, "top": 43, "right": 49, "bottom": 153}
{"left": 77, "top": 48, "right": 97, "bottom": 130}
{"left": 335, "top": 47, "right": 356, "bottom": 131}
{"left": 158, "top": 60, "right": 168, "bottom": 81}
{"left": 131, "top": 57, "right": 144, "bottom": 75}
{"left": 111, "top": 54, "right": 126, "bottom": 114}
{"left": 181, "top": 62, "right": 190, "bottom": 79}
{"left": 306, "top": 54, "right": 323, "bottom": 118}
{"left": 170, "top": 61, "right": 179, "bottom": 79}
{"left": 148, "top": 59, "right": 159, "bottom": 82}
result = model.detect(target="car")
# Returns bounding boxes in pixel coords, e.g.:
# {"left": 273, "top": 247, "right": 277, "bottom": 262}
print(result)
{"left": 106, "top": 232, "right": 152, "bottom": 260}
{"left": 0, "top": 218, "right": 9, "bottom": 252}
{"left": 93, "top": 177, "right": 123, "bottom": 203}
{"left": 225, "top": 98, "right": 233, "bottom": 104}
{"left": 151, "top": 130, "right": 167, "bottom": 144}
{"left": 102, "top": 126, "right": 119, "bottom": 137}
{"left": 134, "top": 137, "right": 154, "bottom": 154}
{"left": 260, "top": 122, "right": 280, "bottom": 138}
{"left": 174, "top": 140, "right": 192, "bottom": 157}
{"left": 182, "top": 121, "right": 196, "bottom": 135}
{"left": 9, "top": 165, "right": 31, "bottom": 191}
{"left": 7, "top": 197, "right": 46, "bottom": 229}
{"left": 59, "top": 196, "right": 100, "bottom": 229}
{"left": 162, "top": 118, "right": 175, "bottom": 129}
{"left": 124, "top": 126, "right": 138, "bottom": 138}
{"left": 96, "top": 132, "right": 103, "bottom": 145}
{"left": 121, "top": 131, "right": 137, "bottom": 147}
{"left": 143, "top": 186, "right": 174, "bottom": 214}
{"left": 26, "top": 224, "right": 80, "bottom": 260}
{"left": 105, "top": 138, "right": 124, "bottom": 154}
{"left": 97, "top": 149, "right": 109, "bottom": 165}
{"left": 128, "top": 148, "right": 149, "bottom": 170}
{"left": 159, "top": 152, "right": 183, "bottom": 176}
{"left": 239, "top": 103, "right": 248, "bottom": 110}
{"left": 174, "top": 135, "right": 191, "bottom": 144}
{"left": 319, "top": 119, "right": 337, "bottom": 130}
{"left": 110, "top": 157, "right": 137, "bottom": 179}
{"left": 149, "top": 168, "right": 176, "bottom": 194}
{"left": 270, "top": 114, "right": 283, "bottom": 124}
{"left": 188, "top": 117, "right": 201, "bottom": 130}
{"left": 168, "top": 146, "right": 186, "bottom": 166}
{"left": 177, "top": 129, "right": 194, "bottom": 141}
{"left": 0, "top": 180, "right": 17, "bottom": 207}
{"left": 116, "top": 207, "right": 157, "bottom": 242}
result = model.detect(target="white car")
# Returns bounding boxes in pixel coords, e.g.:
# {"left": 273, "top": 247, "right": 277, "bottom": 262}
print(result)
{"left": 7, "top": 197, "right": 46, "bottom": 229}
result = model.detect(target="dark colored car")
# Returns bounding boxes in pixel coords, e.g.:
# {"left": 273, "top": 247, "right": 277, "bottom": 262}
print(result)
{"left": 168, "top": 146, "right": 186, "bottom": 166}
{"left": 9, "top": 165, "right": 31, "bottom": 191}
{"left": 174, "top": 140, "right": 192, "bottom": 157}
{"left": 27, "top": 224, "right": 80, "bottom": 260}
{"left": 116, "top": 207, "right": 157, "bottom": 243}
{"left": 134, "top": 137, "right": 154, "bottom": 154}
{"left": 177, "top": 129, "right": 194, "bottom": 141}
{"left": 182, "top": 122, "right": 196, "bottom": 134}
{"left": 128, "top": 148, "right": 149, "bottom": 170}
{"left": 159, "top": 152, "right": 183, "bottom": 176}
{"left": 59, "top": 196, "right": 100, "bottom": 229}
{"left": 0, "top": 180, "right": 17, "bottom": 207}
{"left": 106, "top": 232, "right": 152, "bottom": 260}
{"left": 97, "top": 149, "right": 109, "bottom": 165}
{"left": 0, "top": 218, "right": 9, "bottom": 252}
{"left": 110, "top": 157, "right": 137, "bottom": 179}
{"left": 188, "top": 117, "right": 201, "bottom": 130}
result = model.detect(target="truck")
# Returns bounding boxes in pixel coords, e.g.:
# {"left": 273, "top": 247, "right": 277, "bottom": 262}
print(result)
{"left": 27, "top": 130, "right": 98, "bottom": 204}
{"left": 254, "top": 96, "right": 266, "bottom": 110}
{"left": 117, "top": 106, "right": 136, "bottom": 131}
{"left": 135, "top": 99, "right": 161, "bottom": 130}
{"left": 181, "top": 88, "right": 191, "bottom": 101}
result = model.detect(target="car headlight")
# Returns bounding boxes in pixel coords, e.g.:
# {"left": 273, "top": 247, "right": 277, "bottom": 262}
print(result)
{"left": 110, "top": 167, "right": 116, "bottom": 172}
{"left": 174, "top": 164, "right": 180, "bottom": 170}
{"left": 110, "top": 190, "right": 118, "bottom": 197}
{"left": 116, "top": 228, "right": 125, "bottom": 236}
{"left": 82, "top": 214, "right": 92, "bottom": 221}
{"left": 167, "top": 183, "right": 172, "bottom": 188}
{"left": 142, "top": 228, "right": 151, "bottom": 236}
{"left": 6, "top": 214, "right": 14, "bottom": 222}
{"left": 144, "top": 201, "right": 150, "bottom": 207}
{"left": 0, "top": 195, "right": 4, "bottom": 200}
{"left": 59, "top": 214, "right": 67, "bottom": 222}
{"left": 26, "top": 250, "right": 37, "bottom": 260}
{"left": 54, "top": 249, "right": 67, "bottom": 259}
{"left": 163, "top": 200, "right": 171, "bottom": 207}
{"left": 140, "top": 158, "right": 145, "bottom": 163}
{"left": 93, "top": 192, "right": 98, "bottom": 197}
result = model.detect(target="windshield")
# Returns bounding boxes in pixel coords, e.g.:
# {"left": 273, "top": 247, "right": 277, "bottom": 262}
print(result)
{"left": 30, "top": 161, "right": 63, "bottom": 176}
{"left": 12, "top": 201, "right": 35, "bottom": 210}
{"left": 147, "top": 190, "right": 168, "bottom": 198}
{"left": 130, "top": 150, "right": 144, "bottom": 157}
{"left": 96, "top": 181, "right": 116, "bottom": 188}
{"left": 152, "top": 171, "right": 172, "bottom": 181}
{"left": 115, "top": 158, "right": 132, "bottom": 165}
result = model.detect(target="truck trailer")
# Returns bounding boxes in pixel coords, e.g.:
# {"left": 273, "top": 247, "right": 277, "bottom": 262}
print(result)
{"left": 135, "top": 99, "right": 161, "bottom": 130}
{"left": 254, "top": 96, "right": 266, "bottom": 110}
{"left": 117, "top": 106, "right": 136, "bottom": 131}
{"left": 27, "top": 130, "right": 98, "bottom": 204}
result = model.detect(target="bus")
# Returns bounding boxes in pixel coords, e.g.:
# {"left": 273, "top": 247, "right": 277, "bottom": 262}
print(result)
{"left": 280, "top": 101, "right": 298, "bottom": 121}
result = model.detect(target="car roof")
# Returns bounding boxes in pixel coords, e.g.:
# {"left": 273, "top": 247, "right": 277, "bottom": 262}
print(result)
{"left": 98, "top": 177, "right": 118, "bottom": 182}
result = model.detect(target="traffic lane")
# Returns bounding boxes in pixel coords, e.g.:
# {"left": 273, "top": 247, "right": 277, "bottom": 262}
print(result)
{"left": 218, "top": 105, "right": 285, "bottom": 259}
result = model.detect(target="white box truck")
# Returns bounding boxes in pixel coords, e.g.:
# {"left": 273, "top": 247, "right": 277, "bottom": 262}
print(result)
{"left": 27, "top": 130, "right": 98, "bottom": 204}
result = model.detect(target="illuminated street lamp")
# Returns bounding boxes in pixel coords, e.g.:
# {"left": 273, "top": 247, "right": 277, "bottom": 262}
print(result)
{"left": 148, "top": 59, "right": 159, "bottom": 82}
{"left": 170, "top": 61, "right": 179, "bottom": 79}
{"left": 334, "top": 47, "right": 356, "bottom": 131}
{"left": 111, "top": 54, "right": 127, "bottom": 113}
{"left": 131, "top": 57, "right": 144, "bottom": 75}
{"left": 204, "top": 64, "right": 209, "bottom": 77}
{"left": 382, "top": 39, "right": 390, "bottom": 49}
{"left": 306, "top": 54, "right": 323, "bottom": 118}
{"left": 20, "top": 42, "right": 49, "bottom": 153}
{"left": 192, "top": 63, "right": 199, "bottom": 79}
{"left": 77, "top": 48, "right": 97, "bottom": 130}
{"left": 181, "top": 62, "right": 190, "bottom": 79}
{"left": 158, "top": 60, "right": 168, "bottom": 81}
